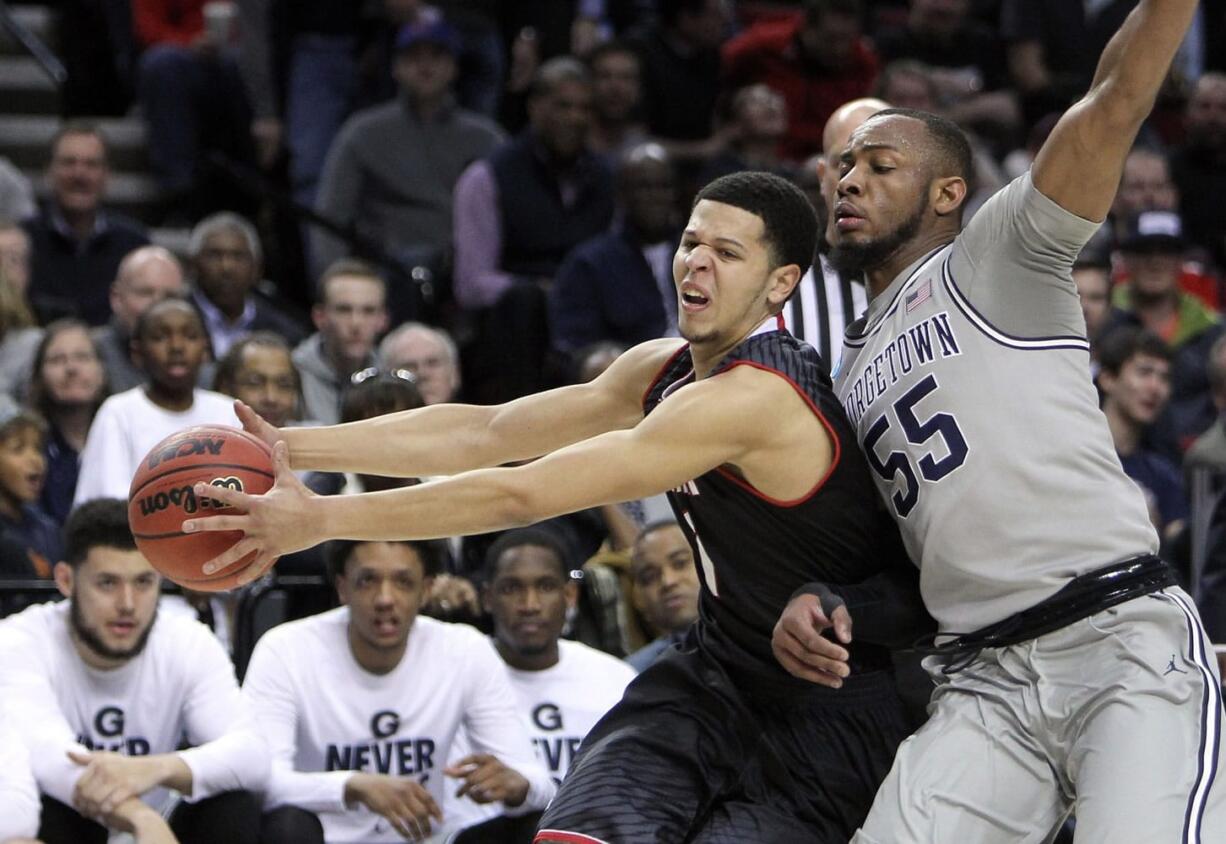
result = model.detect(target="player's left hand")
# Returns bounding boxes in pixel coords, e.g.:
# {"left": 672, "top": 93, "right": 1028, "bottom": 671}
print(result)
{"left": 68, "top": 750, "right": 169, "bottom": 820}
{"left": 182, "top": 441, "right": 323, "bottom": 584}
{"left": 772, "top": 591, "right": 853, "bottom": 688}
{"left": 444, "top": 753, "right": 530, "bottom": 807}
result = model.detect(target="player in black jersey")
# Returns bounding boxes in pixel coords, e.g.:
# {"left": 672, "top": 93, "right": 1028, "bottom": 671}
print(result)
{"left": 183, "top": 172, "right": 932, "bottom": 842}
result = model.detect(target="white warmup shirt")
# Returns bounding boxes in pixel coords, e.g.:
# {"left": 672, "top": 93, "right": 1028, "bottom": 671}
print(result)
{"left": 0, "top": 600, "right": 269, "bottom": 810}
{"left": 73, "top": 386, "right": 241, "bottom": 505}
{"left": 242, "top": 608, "right": 556, "bottom": 843}
{"left": 0, "top": 718, "right": 41, "bottom": 839}
{"left": 447, "top": 639, "right": 636, "bottom": 829}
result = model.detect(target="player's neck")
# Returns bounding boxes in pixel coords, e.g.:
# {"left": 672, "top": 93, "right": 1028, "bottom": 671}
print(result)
{"left": 691, "top": 317, "right": 772, "bottom": 379}
{"left": 864, "top": 229, "right": 957, "bottom": 301}
{"left": 496, "top": 639, "right": 560, "bottom": 672}
{"left": 1104, "top": 402, "right": 1142, "bottom": 456}
{"left": 144, "top": 383, "right": 194, "bottom": 413}
{"left": 348, "top": 626, "right": 408, "bottom": 675}
{"left": 69, "top": 629, "right": 130, "bottom": 671}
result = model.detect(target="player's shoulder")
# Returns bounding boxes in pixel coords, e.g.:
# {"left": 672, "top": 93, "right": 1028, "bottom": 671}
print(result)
{"left": 592, "top": 337, "right": 688, "bottom": 406}
{"left": 413, "top": 616, "right": 492, "bottom": 654}
{"left": 96, "top": 386, "right": 145, "bottom": 416}
{"left": 614, "top": 338, "right": 688, "bottom": 380}
{"left": 194, "top": 388, "right": 241, "bottom": 414}
{"left": 0, "top": 599, "right": 62, "bottom": 649}
{"left": 255, "top": 606, "right": 347, "bottom": 657}
{"left": 558, "top": 639, "right": 636, "bottom": 683}
{"left": 144, "top": 608, "right": 229, "bottom": 662}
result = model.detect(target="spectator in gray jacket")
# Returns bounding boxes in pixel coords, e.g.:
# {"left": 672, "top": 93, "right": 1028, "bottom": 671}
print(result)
{"left": 292, "top": 260, "right": 388, "bottom": 424}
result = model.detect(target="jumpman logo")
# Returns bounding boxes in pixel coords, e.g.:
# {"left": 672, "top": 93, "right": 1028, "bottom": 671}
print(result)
{"left": 1165, "top": 655, "right": 1188, "bottom": 676}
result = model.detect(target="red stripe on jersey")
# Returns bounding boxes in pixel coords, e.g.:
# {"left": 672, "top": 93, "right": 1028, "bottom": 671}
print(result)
{"left": 535, "top": 831, "right": 612, "bottom": 844}
{"left": 712, "top": 360, "right": 842, "bottom": 508}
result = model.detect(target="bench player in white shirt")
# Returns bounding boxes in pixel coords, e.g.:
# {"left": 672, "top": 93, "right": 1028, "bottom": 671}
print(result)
{"left": 771, "top": 0, "right": 1226, "bottom": 840}
{"left": 448, "top": 528, "right": 635, "bottom": 842}
{"left": 242, "top": 537, "right": 554, "bottom": 843}
{"left": 0, "top": 719, "right": 42, "bottom": 844}
{"left": 0, "top": 499, "right": 267, "bottom": 844}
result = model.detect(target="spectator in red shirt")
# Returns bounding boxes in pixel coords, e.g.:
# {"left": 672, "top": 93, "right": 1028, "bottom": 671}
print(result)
{"left": 133, "top": 0, "right": 257, "bottom": 220}
{"left": 722, "top": 0, "right": 879, "bottom": 162}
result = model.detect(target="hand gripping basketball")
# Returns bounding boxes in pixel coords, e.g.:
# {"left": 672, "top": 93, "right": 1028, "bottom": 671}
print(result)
{"left": 182, "top": 440, "right": 319, "bottom": 585}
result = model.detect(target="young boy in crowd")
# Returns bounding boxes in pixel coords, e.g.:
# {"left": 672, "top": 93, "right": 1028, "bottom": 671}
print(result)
{"left": 0, "top": 392, "right": 61, "bottom": 574}
{"left": 73, "top": 295, "right": 238, "bottom": 505}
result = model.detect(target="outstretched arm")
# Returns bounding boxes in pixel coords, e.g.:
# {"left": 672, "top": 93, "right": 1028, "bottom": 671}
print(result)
{"left": 186, "top": 366, "right": 831, "bottom": 578}
{"left": 1032, "top": 0, "right": 1199, "bottom": 222}
{"left": 268, "top": 338, "right": 680, "bottom": 478}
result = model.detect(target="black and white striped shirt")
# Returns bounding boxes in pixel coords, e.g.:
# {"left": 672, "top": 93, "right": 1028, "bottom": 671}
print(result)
{"left": 782, "top": 253, "right": 867, "bottom": 376}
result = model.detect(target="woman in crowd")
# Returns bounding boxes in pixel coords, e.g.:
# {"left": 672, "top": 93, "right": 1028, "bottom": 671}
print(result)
{"left": 27, "top": 318, "right": 108, "bottom": 525}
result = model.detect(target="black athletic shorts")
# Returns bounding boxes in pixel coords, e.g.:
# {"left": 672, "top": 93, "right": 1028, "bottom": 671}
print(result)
{"left": 534, "top": 641, "right": 912, "bottom": 844}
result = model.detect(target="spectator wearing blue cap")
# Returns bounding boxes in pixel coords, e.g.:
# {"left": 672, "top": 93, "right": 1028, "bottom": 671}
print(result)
{"left": 312, "top": 18, "right": 505, "bottom": 294}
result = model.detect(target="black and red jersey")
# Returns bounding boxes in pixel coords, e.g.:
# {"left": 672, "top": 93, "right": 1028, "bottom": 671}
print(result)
{"left": 643, "top": 326, "right": 905, "bottom": 691}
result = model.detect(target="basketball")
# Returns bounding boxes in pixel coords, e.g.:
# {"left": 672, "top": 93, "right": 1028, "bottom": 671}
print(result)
{"left": 128, "top": 425, "right": 276, "bottom": 591}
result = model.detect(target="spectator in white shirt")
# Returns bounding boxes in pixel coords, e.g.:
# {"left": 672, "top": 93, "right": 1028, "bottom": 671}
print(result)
{"left": 73, "top": 296, "right": 239, "bottom": 506}
{"left": 449, "top": 527, "right": 635, "bottom": 843}
{"left": 0, "top": 499, "right": 267, "bottom": 844}
{"left": 243, "top": 537, "right": 555, "bottom": 844}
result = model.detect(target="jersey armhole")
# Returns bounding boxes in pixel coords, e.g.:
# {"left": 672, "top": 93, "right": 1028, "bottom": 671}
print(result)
{"left": 640, "top": 343, "right": 691, "bottom": 411}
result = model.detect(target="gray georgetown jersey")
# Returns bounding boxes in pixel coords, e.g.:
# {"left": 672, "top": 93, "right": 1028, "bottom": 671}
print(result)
{"left": 834, "top": 172, "right": 1158, "bottom": 633}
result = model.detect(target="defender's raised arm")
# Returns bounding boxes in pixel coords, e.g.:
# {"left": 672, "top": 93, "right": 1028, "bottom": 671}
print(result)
{"left": 1033, "top": 0, "right": 1200, "bottom": 222}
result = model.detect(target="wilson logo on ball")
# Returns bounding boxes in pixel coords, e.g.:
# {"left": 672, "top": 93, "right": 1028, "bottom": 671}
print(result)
{"left": 136, "top": 477, "right": 245, "bottom": 517}
{"left": 146, "top": 437, "right": 226, "bottom": 470}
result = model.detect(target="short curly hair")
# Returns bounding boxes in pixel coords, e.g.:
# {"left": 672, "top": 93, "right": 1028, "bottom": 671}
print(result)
{"left": 692, "top": 171, "right": 817, "bottom": 277}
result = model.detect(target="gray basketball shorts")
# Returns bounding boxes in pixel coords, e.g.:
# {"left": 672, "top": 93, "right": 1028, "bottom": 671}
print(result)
{"left": 853, "top": 587, "right": 1224, "bottom": 844}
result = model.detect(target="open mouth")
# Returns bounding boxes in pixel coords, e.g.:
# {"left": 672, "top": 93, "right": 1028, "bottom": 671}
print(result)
{"left": 680, "top": 283, "right": 710, "bottom": 311}
{"left": 373, "top": 617, "right": 400, "bottom": 636}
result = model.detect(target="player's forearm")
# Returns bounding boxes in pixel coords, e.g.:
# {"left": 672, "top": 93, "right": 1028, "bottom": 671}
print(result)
{"left": 176, "top": 730, "right": 268, "bottom": 798}
{"left": 284, "top": 403, "right": 502, "bottom": 477}
{"left": 825, "top": 564, "right": 936, "bottom": 650}
{"left": 1089, "top": 0, "right": 1198, "bottom": 121}
{"left": 503, "top": 763, "right": 557, "bottom": 816}
{"left": 318, "top": 467, "right": 553, "bottom": 542}
{"left": 125, "top": 753, "right": 193, "bottom": 795}
{"left": 264, "top": 766, "right": 353, "bottom": 813}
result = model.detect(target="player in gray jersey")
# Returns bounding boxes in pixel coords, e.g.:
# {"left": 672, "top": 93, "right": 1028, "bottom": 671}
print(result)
{"left": 772, "top": 0, "right": 1226, "bottom": 841}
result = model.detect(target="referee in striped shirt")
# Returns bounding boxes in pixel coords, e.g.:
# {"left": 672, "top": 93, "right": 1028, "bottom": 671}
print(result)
{"left": 786, "top": 98, "right": 888, "bottom": 375}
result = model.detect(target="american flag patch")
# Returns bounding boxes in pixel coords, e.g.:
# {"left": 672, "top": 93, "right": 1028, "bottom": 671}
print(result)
{"left": 905, "top": 280, "right": 932, "bottom": 313}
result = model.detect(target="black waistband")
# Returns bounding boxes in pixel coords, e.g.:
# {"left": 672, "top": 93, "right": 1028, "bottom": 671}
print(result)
{"left": 915, "top": 554, "right": 1175, "bottom": 673}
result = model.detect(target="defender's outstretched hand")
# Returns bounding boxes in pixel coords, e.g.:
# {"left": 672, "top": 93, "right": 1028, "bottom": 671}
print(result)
{"left": 772, "top": 590, "right": 853, "bottom": 688}
{"left": 182, "top": 441, "right": 321, "bottom": 584}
